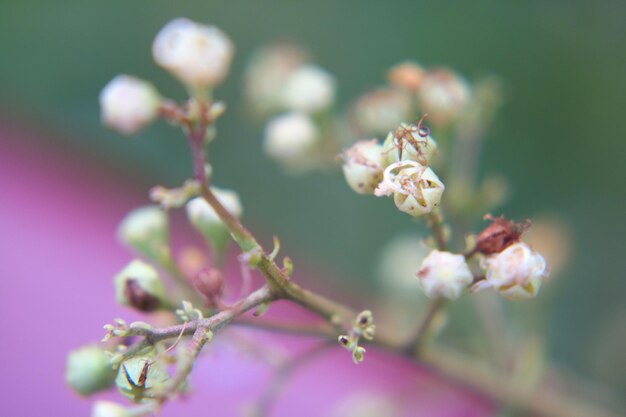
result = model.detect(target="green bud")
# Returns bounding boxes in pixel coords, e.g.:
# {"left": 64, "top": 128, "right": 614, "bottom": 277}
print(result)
{"left": 115, "top": 357, "right": 169, "bottom": 403}
{"left": 352, "top": 346, "right": 366, "bottom": 364}
{"left": 185, "top": 188, "right": 242, "bottom": 251}
{"left": 118, "top": 206, "right": 169, "bottom": 263}
{"left": 66, "top": 345, "right": 116, "bottom": 396}
{"left": 114, "top": 260, "right": 167, "bottom": 311}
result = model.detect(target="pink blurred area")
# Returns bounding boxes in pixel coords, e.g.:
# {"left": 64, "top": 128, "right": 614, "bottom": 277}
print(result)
{"left": 0, "top": 123, "right": 493, "bottom": 417}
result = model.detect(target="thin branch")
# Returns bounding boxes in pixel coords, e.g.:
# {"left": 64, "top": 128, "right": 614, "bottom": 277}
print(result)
{"left": 404, "top": 297, "right": 446, "bottom": 355}
{"left": 124, "top": 286, "right": 276, "bottom": 356}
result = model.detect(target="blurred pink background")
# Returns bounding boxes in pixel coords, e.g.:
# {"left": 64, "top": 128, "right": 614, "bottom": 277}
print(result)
{"left": 0, "top": 122, "right": 493, "bottom": 416}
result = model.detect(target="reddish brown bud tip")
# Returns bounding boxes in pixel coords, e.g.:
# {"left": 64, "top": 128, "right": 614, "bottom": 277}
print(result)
{"left": 474, "top": 215, "right": 531, "bottom": 256}
{"left": 193, "top": 267, "right": 224, "bottom": 304}
{"left": 124, "top": 279, "right": 161, "bottom": 312}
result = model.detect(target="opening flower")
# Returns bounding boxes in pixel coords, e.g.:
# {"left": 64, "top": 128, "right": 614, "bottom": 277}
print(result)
{"left": 475, "top": 242, "right": 548, "bottom": 299}
{"left": 375, "top": 160, "right": 444, "bottom": 216}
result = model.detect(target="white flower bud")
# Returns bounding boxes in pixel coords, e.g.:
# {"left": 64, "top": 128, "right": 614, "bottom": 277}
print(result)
{"left": 152, "top": 18, "right": 234, "bottom": 89}
{"left": 115, "top": 357, "right": 169, "bottom": 402}
{"left": 264, "top": 112, "right": 319, "bottom": 168}
{"left": 117, "top": 206, "right": 169, "bottom": 263}
{"left": 186, "top": 188, "right": 242, "bottom": 250}
{"left": 66, "top": 345, "right": 116, "bottom": 396}
{"left": 282, "top": 65, "right": 335, "bottom": 113}
{"left": 244, "top": 42, "right": 309, "bottom": 116}
{"left": 476, "top": 242, "right": 548, "bottom": 300}
{"left": 382, "top": 124, "right": 437, "bottom": 167}
{"left": 352, "top": 88, "right": 412, "bottom": 136}
{"left": 419, "top": 69, "right": 470, "bottom": 126}
{"left": 375, "top": 161, "right": 444, "bottom": 217}
{"left": 99, "top": 75, "right": 160, "bottom": 134}
{"left": 341, "top": 139, "right": 385, "bottom": 194}
{"left": 114, "top": 260, "right": 167, "bottom": 311}
{"left": 417, "top": 250, "right": 473, "bottom": 299}
{"left": 92, "top": 402, "right": 132, "bottom": 417}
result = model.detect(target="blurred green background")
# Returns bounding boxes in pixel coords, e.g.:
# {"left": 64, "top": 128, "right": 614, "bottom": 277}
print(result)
{"left": 2, "top": 0, "right": 625, "bottom": 397}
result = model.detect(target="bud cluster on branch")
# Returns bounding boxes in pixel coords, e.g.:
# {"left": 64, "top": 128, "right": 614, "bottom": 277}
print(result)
{"left": 62, "top": 16, "right": 617, "bottom": 417}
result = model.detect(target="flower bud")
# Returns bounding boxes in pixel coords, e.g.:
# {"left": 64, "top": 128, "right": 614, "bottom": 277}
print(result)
{"left": 375, "top": 161, "right": 444, "bottom": 217}
{"left": 115, "top": 357, "right": 169, "bottom": 402}
{"left": 185, "top": 188, "right": 242, "bottom": 250}
{"left": 352, "top": 346, "right": 366, "bottom": 364}
{"left": 341, "top": 139, "right": 385, "bottom": 194}
{"left": 114, "top": 260, "right": 167, "bottom": 311}
{"left": 419, "top": 68, "right": 470, "bottom": 126}
{"left": 381, "top": 124, "right": 437, "bottom": 167}
{"left": 193, "top": 267, "right": 224, "bottom": 304}
{"left": 99, "top": 75, "right": 160, "bottom": 135}
{"left": 152, "top": 18, "right": 234, "bottom": 89}
{"left": 118, "top": 206, "right": 169, "bottom": 263}
{"left": 352, "top": 88, "right": 412, "bottom": 136}
{"left": 476, "top": 242, "right": 548, "bottom": 300}
{"left": 417, "top": 250, "right": 473, "bottom": 299}
{"left": 244, "top": 42, "right": 309, "bottom": 116}
{"left": 387, "top": 61, "right": 425, "bottom": 92}
{"left": 282, "top": 65, "right": 335, "bottom": 113}
{"left": 264, "top": 112, "right": 319, "bottom": 169}
{"left": 66, "top": 345, "right": 116, "bottom": 396}
{"left": 92, "top": 401, "right": 133, "bottom": 417}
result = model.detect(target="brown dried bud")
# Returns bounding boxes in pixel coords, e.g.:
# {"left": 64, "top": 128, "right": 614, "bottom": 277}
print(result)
{"left": 193, "top": 267, "right": 224, "bottom": 303}
{"left": 474, "top": 214, "right": 531, "bottom": 256}
{"left": 124, "top": 279, "right": 161, "bottom": 312}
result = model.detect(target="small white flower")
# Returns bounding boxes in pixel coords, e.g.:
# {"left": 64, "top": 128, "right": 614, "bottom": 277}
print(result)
{"left": 381, "top": 124, "right": 437, "bottom": 167}
{"left": 152, "top": 18, "right": 234, "bottom": 89}
{"left": 264, "top": 112, "right": 319, "bottom": 167}
{"left": 282, "top": 65, "right": 335, "bottom": 113}
{"left": 375, "top": 160, "right": 444, "bottom": 217}
{"left": 417, "top": 250, "right": 473, "bottom": 299}
{"left": 99, "top": 75, "right": 160, "bottom": 134}
{"left": 475, "top": 242, "right": 548, "bottom": 299}
{"left": 186, "top": 188, "right": 242, "bottom": 249}
{"left": 341, "top": 139, "right": 385, "bottom": 194}
{"left": 117, "top": 205, "right": 168, "bottom": 262}
{"left": 419, "top": 69, "right": 470, "bottom": 125}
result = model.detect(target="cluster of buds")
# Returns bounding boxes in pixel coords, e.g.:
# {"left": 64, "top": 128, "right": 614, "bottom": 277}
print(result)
{"left": 244, "top": 42, "right": 336, "bottom": 171}
{"left": 414, "top": 215, "right": 549, "bottom": 300}
{"left": 341, "top": 118, "right": 444, "bottom": 217}
{"left": 338, "top": 310, "right": 376, "bottom": 364}
{"left": 351, "top": 61, "right": 470, "bottom": 137}
{"left": 100, "top": 18, "right": 234, "bottom": 136}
